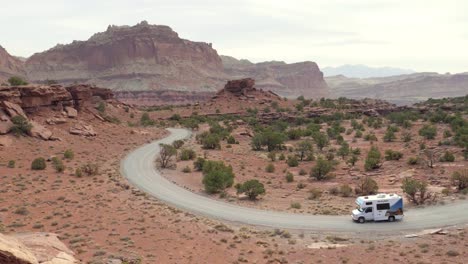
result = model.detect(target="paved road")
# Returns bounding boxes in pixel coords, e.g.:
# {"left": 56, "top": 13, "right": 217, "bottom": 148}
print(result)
{"left": 121, "top": 128, "right": 468, "bottom": 233}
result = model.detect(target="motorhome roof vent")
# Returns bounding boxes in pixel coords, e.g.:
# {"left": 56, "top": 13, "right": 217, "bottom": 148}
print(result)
{"left": 377, "top": 194, "right": 386, "bottom": 198}
{"left": 364, "top": 196, "right": 369, "bottom": 199}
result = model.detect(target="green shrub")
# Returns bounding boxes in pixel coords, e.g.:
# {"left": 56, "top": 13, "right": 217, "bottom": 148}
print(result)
{"left": 197, "top": 132, "right": 221, "bottom": 149}
{"left": 10, "top": 115, "right": 32, "bottom": 136}
{"left": 364, "top": 146, "right": 381, "bottom": 171}
{"left": 140, "top": 112, "right": 156, "bottom": 126}
{"left": 157, "top": 144, "right": 177, "bottom": 168}
{"left": 279, "top": 153, "right": 286, "bottom": 160}
{"left": 172, "top": 140, "right": 185, "bottom": 149}
{"left": 75, "top": 168, "right": 83, "bottom": 177}
{"left": 312, "top": 132, "right": 329, "bottom": 151}
{"left": 51, "top": 157, "right": 65, "bottom": 173}
{"left": 226, "top": 135, "right": 236, "bottom": 144}
{"left": 383, "top": 129, "right": 396, "bottom": 142}
{"left": 7, "top": 160, "right": 15, "bottom": 168}
{"left": 169, "top": 114, "right": 181, "bottom": 121}
{"left": 180, "top": 149, "right": 196, "bottom": 161}
{"left": 96, "top": 102, "right": 106, "bottom": 113}
{"left": 402, "top": 132, "right": 412, "bottom": 142}
{"left": 64, "top": 149, "right": 74, "bottom": 160}
{"left": 296, "top": 140, "right": 314, "bottom": 161}
{"left": 407, "top": 157, "right": 419, "bottom": 165}
{"left": 202, "top": 160, "right": 234, "bottom": 194}
{"left": 401, "top": 177, "right": 432, "bottom": 205}
{"left": 286, "top": 155, "right": 299, "bottom": 167}
{"left": 31, "top": 158, "right": 46, "bottom": 170}
{"left": 193, "top": 157, "right": 206, "bottom": 171}
{"left": 299, "top": 168, "right": 307, "bottom": 176}
{"left": 364, "top": 133, "right": 378, "bottom": 142}
{"left": 308, "top": 188, "right": 322, "bottom": 200}
{"left": 439, "top": 151, "right": 455, "bottom": 162}
{"left": 236, "top": 179, "right": 265, "bottom": 200}
{"left": 419, "top": 124, "right": 437, "bottom": 140}
{"left": 354, "top": 130, "right": 363, "bottom": 138}
{"left": 285, "top": 172, "right": 294, "bottom": 182}
{"left": 385, "top": 149, "right": 403, "bottom": 161}
{"left": 290, "top": 202, "right": 301, "bottom": 209}
{"left": 340, "top": 184, "right": 353, "bottom": 197}
{"left": 328, "top": 186, "right": 339, "bottom": 195}
{"left": 267, "top": 151, "right": 277, "bottom": 161}
{"left": 8, "top": 76, "right": 28, "bottom": 86}
{"left": 287, "top": 128, "right": 303, "bottom": 140}
{"left": 265, "top": 163, "right": 275, "bottom": 173}
{"left": 310, "top": 157, "right": 333, "bottom": 180}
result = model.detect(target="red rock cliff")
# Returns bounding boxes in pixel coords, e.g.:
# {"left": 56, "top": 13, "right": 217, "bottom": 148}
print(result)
{"left": 25, "top": 21, "right": 225, "bottom": 92}
{"left": 0, "top": 45, "right": 26, "bottom": 81}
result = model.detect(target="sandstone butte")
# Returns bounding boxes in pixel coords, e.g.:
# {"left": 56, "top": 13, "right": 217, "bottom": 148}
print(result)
{"left": 0, "top": 21, "right": 329, "bottom": 104}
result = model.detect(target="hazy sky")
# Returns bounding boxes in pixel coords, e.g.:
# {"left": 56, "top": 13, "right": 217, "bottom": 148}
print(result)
{"left": 1, "top": 0, "right": 467, "bottom": 73}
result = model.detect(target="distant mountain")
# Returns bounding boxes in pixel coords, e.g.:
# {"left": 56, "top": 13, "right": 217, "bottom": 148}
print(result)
{"left": 0, "top": 45, "right": 26, "bottom": 82}
{"left": 322, "top": 64, "right": 415, "bottom": 78}
{"left": 326, "top": 72, "right": 468, "bottom": 105}
{"left": 221, "top": 55, "right": 329, "bottom": 99}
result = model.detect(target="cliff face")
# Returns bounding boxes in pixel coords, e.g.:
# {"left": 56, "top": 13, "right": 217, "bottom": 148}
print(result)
{"left": 221, "top": 56, "right": 329, "bottom": 99}
{"left": 25, "top": 21, "right": 226, "bottom": 92}
{"left": 0, "top": 45, "right": 25, "bottom": 81}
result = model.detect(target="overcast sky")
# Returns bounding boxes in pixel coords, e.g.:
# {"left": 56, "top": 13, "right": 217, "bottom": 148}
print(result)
{"left": 1, "top": 0, "right": 467, "bottom": 73}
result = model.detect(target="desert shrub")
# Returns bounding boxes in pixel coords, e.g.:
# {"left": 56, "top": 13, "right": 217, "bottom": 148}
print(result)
{"left": 226, "top": 135, "right": 236, "bottom": 144}
{"left": 279, "top": 153, "right": 286, "bottom": 160}
{"left": 452, "top": 169, "right": 468, "bottom": 191}
{"left": 354, "top": 130, "right": 363, "bottom": 138}
{"left": 96, "top": 102, "right": 106, "bottom": 113}
{"left": 299, "top": 168, "right": 307, "bottom": 176}
{"left": 202, "top": 160, "right": 234, "bottom": 194}
{"left": 8, "top": 76, "right": 28, "bottom": 86}
{"left": 7, "top": 160, "right": 15, "bottom": 168}
{"left": 407, "top": 157, "right": 419, "bottom": 165}
{"left": 236, "top": 179, "right": 265, "bottom": 200}
{"left": 285, "top": 172, "right": 294, "bottom": 182}
{"left": 80, "top": 163, "right": 99, "bottom": 176}
{"left": 296, "top": 182, "right": 307, "bottom": 189}
{"left": 355, "top": 177, "right": 379, "bottom": 195}
{"left": 290, "top": 202, "right": 301, "bottom": 209}
{"left": 193, "top": 157, "right": 206, "bottom": 171}
{"left": 310, "top": 157, "right": 333, "bottom": 181}
{"left": 169, "top": 114, "right": 181, "bottom": 121}
{"left": 385, "top": 149, "right": 403, "bottom": 161}
{"left": 75, "top": 168, "right": 83, "bottom": 177}
{"left": 172, "top": 139, "right": 185, "bottom": 149}
{"left": 182, "top": 166, "right": 192, "bottom": 173}
{"left": 402, "top": 132, "right": 412, "bottom": 142}
{"left": 197, "top": 132, "right": 221, "bottom": 149}
{"left": 401, "top": 177, "right": 433, "bottom": 205}
{"left": 419, "top": 124, "right": 437, "bottom": 140}
{"left": 51, "top": 157, "right": 65, "bottom": 173}
{"left": 180, "top": 149, "right": 196, "bottom": 161}
{"left": 63, "top": 149, "right": 74, "bottom": 160}
{"left": 267, "top": 151, "right": 277, "bottom": 161}
{"left": 287, "top": 128, "right": 303, "bottom": 140}
{"left": 340, "top": 184, "right": 353, "bottom": 197}
{"left": 364, "top": 133, "right": 378, "bottom": 142}
{"left": 251, "top": 130, "right": 286, "bottom": 152}
{"left": 312, "top": 132, "right": 329, "bottom": 151}
{"left": 439, "top": 151, "right": 455, "bottom": 162}
{"left": 347, "top": 154, "right": 359, "bottom": 167}
{"left": 31, "top": 158, "right": 46, "bottom": 170}
{"left": 10, "top": 115, "right": 32, "bottom": 136}
{"left": 364, "top": 146, "right": 381, "bottom": 171}
{"left": 296, "top": 140, "right": 314, "bottom": 161}
{"left": 140, "top": 112, "right": 156, "bottom": 126}
{"left": 337, "top": 141, "right": 350, "bottom": 159}
{"left": 286, "top": 155, "right": 299, "bottom": 167}
{"left": 265, "top": 163, "right": 275, "bottom": 173}
{"left": 157, "top": 144, "right": 177, "bottom": 168}
{"left": 308, "top": 188, "right": 322, "bottom": 200}
{"left": 328, "top": 186, "right": 340, "bottom": 195}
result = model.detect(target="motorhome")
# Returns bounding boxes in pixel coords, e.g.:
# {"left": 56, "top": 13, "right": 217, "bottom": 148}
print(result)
{"left": 351, "top": 193, "right": 403, "bottom": 223}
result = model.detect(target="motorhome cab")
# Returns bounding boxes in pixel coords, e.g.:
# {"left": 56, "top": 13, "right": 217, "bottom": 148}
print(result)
{"left": 351, "top": 193, "right": 403, "bottom": 223}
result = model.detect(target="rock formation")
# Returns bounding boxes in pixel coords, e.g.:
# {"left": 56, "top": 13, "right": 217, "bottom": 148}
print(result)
{"left": 0, "top": 84, "right": 112, "bottom": 139}
{"left": 0, "top": 232, "right": 78, "bottom": 264}
{"left": 0, "top": 45, "right": 26, "bottom": 82}
{"left": 211, "top": 78, "right": 281, "bottom": 104}
{"left": 25, "top": 21, "right": 225, "bottom": 93}
{"left": 221, "top": 56, "right": 329, "bottom": 99}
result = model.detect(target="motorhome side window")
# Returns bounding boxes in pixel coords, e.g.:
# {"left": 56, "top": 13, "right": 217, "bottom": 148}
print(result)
{"left": 376, "top": 203, "right": 390, "bottom": 210}
{"left": 365, "top": 202, "right": 372, "bottom": 205}
{"left": 365, "top": 208, "right": 372, "bottom": 213}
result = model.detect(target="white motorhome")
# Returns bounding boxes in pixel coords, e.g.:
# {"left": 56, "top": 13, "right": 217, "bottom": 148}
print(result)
{"left": 351, "top": 193, "right": 403, "bottom": 223}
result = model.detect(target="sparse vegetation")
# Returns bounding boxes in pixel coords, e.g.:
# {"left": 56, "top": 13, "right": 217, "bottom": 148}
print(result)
{"left": 364, "top": 146, "right": 381, "bottom": 171}
{"left": 31, "top": 157, "right": 46, "bottom": 170}
{"left": 236, "top": 179, "right": 265, "bottom": 200}
{"left": 402, "top": 177, "right": 433, "bottom": 205}
{"left": 10, "top": 115, "right": 32, "bottom": 136}
{"left": 310, "top": 157, "right": 333, "bottom": 180}
{"left": 202, "top": 160, "right": 235, "bottom": 194}
{"left": 157, "top": 144, "right": 177, "bottom": 168}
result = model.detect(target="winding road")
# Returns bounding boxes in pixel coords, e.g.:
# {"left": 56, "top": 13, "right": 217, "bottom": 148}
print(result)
{"left": 121, "top": 128, "right": 468, "bottom": 233}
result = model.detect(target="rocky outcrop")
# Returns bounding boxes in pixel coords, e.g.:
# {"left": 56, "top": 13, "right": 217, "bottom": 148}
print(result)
{"left": 0, "top": 45, "right": 26, "bottom": 82}
{"left": 211, "top": 78, "right": 281, "bottom": 104}
{"left": 114, "top": 90, "right": 213, "bottom": 106}
{"left": 69, "top": 122, "right": 97, "bottom": 137}
{"left": 25, "top": 21, "right": 225, "bottom": 93}
{"left": 221, "top": 56, "right": 329, "bottom": 99}
{"left": 0, "top": 232, "right": 78, "bottom": 264}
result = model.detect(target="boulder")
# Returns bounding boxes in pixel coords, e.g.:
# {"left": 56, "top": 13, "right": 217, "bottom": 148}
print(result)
{"left": 0, "top": 233, "right": 39, "bottom": 264}
{"left": 0, "top": 118, "right": 13, "bottom": 134}
{"left": 64, "top": 107, "right": 78, "bottom": 118}
{"left": 70, "top": 122, "right": 97, "bottom": 137}
{"left": 14, "top": 233, "right": 78, "bottom": 264}
{"left": 29, "top": 121, "right": 53, "bottom": 140}
{"left": 1, "top": 101, "right": 27, "bottom": 118}
{"left": 46, "top": 118, "right": 67, "bottom": 125}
